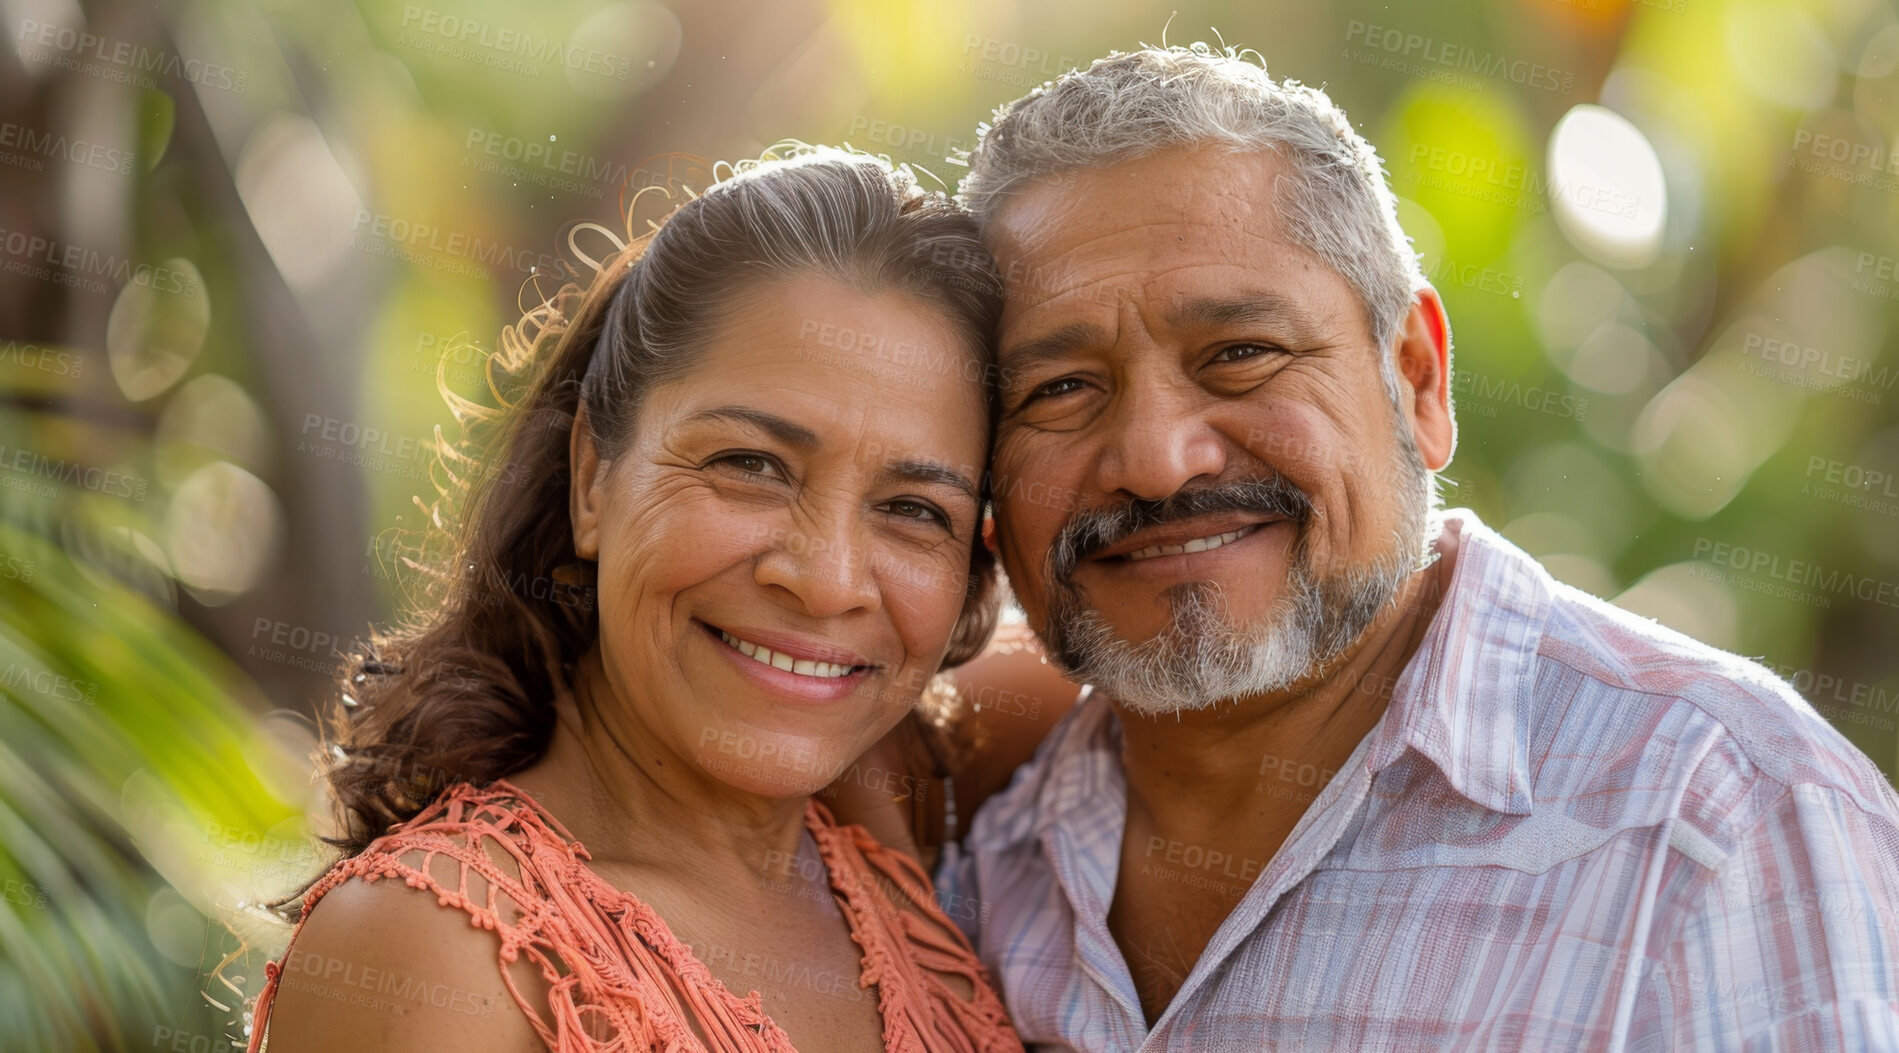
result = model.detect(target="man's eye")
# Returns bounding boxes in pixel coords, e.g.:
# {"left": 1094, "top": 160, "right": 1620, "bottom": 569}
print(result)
{"left": 1029, "top": 377, "right": 1085, "bottom": 401}
{"left": 1213, "top": 343, "right": 1278, "bottom": 363}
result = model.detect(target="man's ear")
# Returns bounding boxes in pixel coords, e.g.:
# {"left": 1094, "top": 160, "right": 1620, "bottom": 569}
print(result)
{"left": 570, "top": 405, "right": 607, "bottom": 560}
{"left": 1392, "top": 286, "right": 1456, "bottom": 472}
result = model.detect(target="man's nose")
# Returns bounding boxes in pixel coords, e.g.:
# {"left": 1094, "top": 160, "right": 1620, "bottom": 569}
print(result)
{"left": 1094, "top": 377, "right": 1228, "bottom": 502}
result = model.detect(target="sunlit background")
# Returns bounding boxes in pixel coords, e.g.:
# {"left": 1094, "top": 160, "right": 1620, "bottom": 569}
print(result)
{"left": 2, "top": 0, "right": 1897, "bottom": 1047}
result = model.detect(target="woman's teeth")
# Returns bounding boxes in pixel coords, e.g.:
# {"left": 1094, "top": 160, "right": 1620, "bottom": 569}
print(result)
{"left": 717, "top": 629, "right": 857, "bottom": 679}
{"left": 1126, "top": 525, "right": 1256, "bottom": 562}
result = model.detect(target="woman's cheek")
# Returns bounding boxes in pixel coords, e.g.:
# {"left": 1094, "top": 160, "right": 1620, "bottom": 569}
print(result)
{"left": 873, "top": 543, "right": 970, "bottom": 673}
{"left": 619, "top": 490, "right": 772, "bottom": 582}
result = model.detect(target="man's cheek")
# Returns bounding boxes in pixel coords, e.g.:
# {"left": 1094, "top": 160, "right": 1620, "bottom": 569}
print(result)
{"left": 996, "top": 526, "right": 1053, "bottom": 619}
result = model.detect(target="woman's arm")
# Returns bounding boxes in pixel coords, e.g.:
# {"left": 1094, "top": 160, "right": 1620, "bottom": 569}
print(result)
{"left": 258, "top": 874, "right": 548, "bottom": 1052}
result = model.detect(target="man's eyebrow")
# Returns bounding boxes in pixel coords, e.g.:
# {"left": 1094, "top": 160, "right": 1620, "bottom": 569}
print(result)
{"left": 683, "top": 405, "right": 818, "bottom": 447}
{"left": 998, "top": 321, "right": 1114, "bottom": 377}
{"left": 1167, "top": 291, "right": 1325, "bottom": 341}
{"left": 881, "top": 459, "right": 979, "bottom": 503}
{"left": 999, "top": 292, "right": 1326, "bottom": 376}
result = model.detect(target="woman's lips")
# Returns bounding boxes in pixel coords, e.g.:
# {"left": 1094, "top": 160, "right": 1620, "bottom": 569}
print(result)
{"left": 699, "top": 621, "right": 875, "bottom": 703}
{"left": 714, "top": 626, "right": 863, "bottom": 679}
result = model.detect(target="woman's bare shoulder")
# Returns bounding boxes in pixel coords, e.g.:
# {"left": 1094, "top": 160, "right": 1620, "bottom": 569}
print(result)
{"left": 258, "top": 840, "right": 550, "bottom": 1052}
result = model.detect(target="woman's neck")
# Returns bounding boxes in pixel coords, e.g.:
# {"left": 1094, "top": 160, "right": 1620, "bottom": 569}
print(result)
{"left": 508, "top": 649, "right": 812, "bottom": 886}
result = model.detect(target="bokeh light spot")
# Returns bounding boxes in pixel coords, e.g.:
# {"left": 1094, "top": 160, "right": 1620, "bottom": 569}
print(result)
{"left": 105, "top": 257, "right": 209, "bottom": 402}
{"left": 1547, "top": 105, "right": 1667, "bottom": 269}
{"left": 164, "top": 462, "right": 285, "bottom": 605}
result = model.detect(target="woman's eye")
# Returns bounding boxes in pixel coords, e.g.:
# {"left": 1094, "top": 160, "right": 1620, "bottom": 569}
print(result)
{"left": 884, "top": 499, "right": 950, "bottom": 528}
{"left": 711, "top": 453, "right": 783, "bottom": 479}
{"left": 1213, "top": 343, "right": 1277, "bottom": 363}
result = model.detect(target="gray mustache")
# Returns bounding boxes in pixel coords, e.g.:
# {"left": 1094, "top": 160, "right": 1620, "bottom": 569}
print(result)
{"left": 1047, "top": 477, "right": 1313, "bottom": 580}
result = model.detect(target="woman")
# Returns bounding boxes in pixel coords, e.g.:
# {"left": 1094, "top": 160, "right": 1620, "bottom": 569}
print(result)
{"left": 245, "top": 147, "right": 1022, "bottom": 1053}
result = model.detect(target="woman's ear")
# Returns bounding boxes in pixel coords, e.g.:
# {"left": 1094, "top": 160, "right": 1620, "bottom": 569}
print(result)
{"left": 570, "top": 405, "right": 607, "bottom": 560}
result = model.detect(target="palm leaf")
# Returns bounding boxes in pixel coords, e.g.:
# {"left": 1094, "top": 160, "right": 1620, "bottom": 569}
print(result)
{"left": 0, "top": 518, "right": 307, "bottom": 1052}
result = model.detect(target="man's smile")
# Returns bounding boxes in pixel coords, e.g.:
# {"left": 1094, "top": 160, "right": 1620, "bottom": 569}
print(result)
{"left": 1087, "top": 513, "right": 1289, "bottom": 562}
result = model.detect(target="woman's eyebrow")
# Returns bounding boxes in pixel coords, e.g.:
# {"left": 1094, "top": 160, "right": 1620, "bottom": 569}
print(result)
{"left": 684, "top": 405, "right": 819, "bottom": 448}
{"left": 689, "top": 406, "right": 977, "bottom": 501}
{"left": 880, "top": 459, "right": 979, "bottom": 502}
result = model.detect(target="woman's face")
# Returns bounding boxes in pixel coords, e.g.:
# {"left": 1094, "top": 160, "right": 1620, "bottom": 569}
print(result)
{"left": 572, "top": 273, "right": 990, "bottom": 799}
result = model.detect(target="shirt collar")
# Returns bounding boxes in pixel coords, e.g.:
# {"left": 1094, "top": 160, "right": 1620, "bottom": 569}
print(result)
{"left": 1362, "top": 508, "right": 1548, "bottom": 816}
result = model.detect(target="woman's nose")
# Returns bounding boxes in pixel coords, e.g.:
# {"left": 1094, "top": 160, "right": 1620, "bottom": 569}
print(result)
{"left": 752, "top": 512, "right": 882, "bottom": 618}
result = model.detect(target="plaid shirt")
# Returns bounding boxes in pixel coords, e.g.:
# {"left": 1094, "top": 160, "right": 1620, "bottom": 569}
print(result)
{"left": 940, "top": 510, "right": 1899, "bottom": 1051}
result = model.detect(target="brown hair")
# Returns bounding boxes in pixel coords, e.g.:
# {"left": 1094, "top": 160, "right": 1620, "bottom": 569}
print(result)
{"left": 319, "top": 147, "right": 1004, "bottom": 860}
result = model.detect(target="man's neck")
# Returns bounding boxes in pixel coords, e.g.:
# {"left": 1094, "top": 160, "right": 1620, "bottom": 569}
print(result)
{"left": 1103, "top": 538, "right": 1460, "bottom": 1024}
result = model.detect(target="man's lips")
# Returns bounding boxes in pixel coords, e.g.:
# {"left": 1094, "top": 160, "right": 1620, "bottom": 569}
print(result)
{"left": 1086, "top": 514, "right": 1290, "bottom": 562}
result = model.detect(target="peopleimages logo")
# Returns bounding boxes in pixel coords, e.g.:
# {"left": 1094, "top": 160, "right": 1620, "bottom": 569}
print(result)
{"left": 0, "top": 444, "right": 148, "bottom": 500}
{"left": 1737, "top": 332, "right": 1897, "bottom": 404}
{"left": 350, "top": 210, "right": 563, "bottom": 278}
{"left": 1344, "top": 20, "right": 1576, "bottom": 95}
{"left": 462, "top": 129, "right": 631, "bottom": 196}
{"left": 1793, "top": 130, "right": 1899, "bottom": 176}
{"left": 1453, "top": 370, "right": 1589, "bottom": 421}
{"left": 398, "top": 6, "right": 632, "bottom": 79}
{"left": 1407, "top": 144, "right": 1640, "bottom": 219}
{"left": 0, "top": 229, "right": 198, "bottom": 295}
{"left": 1692, "top": 538, "right": 1899, "bottom": 610}
{"left": 0, "top": 121, "right": 135, "bottom": 175}
{"left": 13, "top": 20, "right": 250, "bottom": 92}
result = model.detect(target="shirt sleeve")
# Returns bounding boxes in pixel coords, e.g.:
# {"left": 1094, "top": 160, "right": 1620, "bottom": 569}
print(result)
{"left": 1635, "top": 782, "right": 1899, "bottom": 1050}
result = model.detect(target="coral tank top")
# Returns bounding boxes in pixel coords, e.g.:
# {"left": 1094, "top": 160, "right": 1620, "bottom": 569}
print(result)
{"left": 246, "top": 780, "right": 1021, "bottom": 1052}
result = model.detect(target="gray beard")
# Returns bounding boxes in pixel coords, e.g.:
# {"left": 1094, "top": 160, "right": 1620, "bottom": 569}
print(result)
{"left": 1039, "top": 438, "right": 1435, "bottom": 717}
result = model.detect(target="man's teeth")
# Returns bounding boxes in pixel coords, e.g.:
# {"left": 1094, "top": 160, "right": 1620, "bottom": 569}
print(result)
{"left": 717, "top": 629, "right": 858, "bottom": 679}
{"left": 1125, "top": 526, "right": 1255, "bottom": 562}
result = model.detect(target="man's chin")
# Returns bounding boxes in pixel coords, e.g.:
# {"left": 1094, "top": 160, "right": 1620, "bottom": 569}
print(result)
{"left": 1076, "top": 600, "right": 1283, "bottom": 658}
{"left": 1040, "top": 583, "right": 1294, "bottom": 714}
{"left": 1047, "top": 549, "right": 1420, "bottom": 715}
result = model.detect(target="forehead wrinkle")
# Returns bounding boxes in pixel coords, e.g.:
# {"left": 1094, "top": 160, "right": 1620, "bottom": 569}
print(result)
{"left": 1003, "top": 219, "right": 1298, "bottom": 312}
{"left": 1014, "top": 258, "right": 1285, "bottom": 334}
{"left": 999, "top": 164, "right": 1281, "bottom": 249}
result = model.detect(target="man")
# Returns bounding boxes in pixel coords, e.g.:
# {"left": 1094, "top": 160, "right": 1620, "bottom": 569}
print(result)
{"left": 939, "top": 45, "right": 1899, "bottom": 1050}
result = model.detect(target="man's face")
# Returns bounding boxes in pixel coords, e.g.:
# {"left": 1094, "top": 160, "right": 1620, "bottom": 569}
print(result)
{"left": 985, "top": 145, "right": 1445, "bottom": 713}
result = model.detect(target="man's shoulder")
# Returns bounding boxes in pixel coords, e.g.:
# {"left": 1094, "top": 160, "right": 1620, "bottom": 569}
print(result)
{"left": 1528, "top": 576, "right": 1899, "bottom": 842}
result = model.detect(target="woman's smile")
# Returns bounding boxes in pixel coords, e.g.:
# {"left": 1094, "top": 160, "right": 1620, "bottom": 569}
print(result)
{"left": 700, "top": 619, "right": 878, "bottom": 703}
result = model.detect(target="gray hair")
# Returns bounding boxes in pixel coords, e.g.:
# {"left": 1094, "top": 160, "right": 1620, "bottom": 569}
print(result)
{"left": 959, "top": 44, "right": 1425, "bottom": 353}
